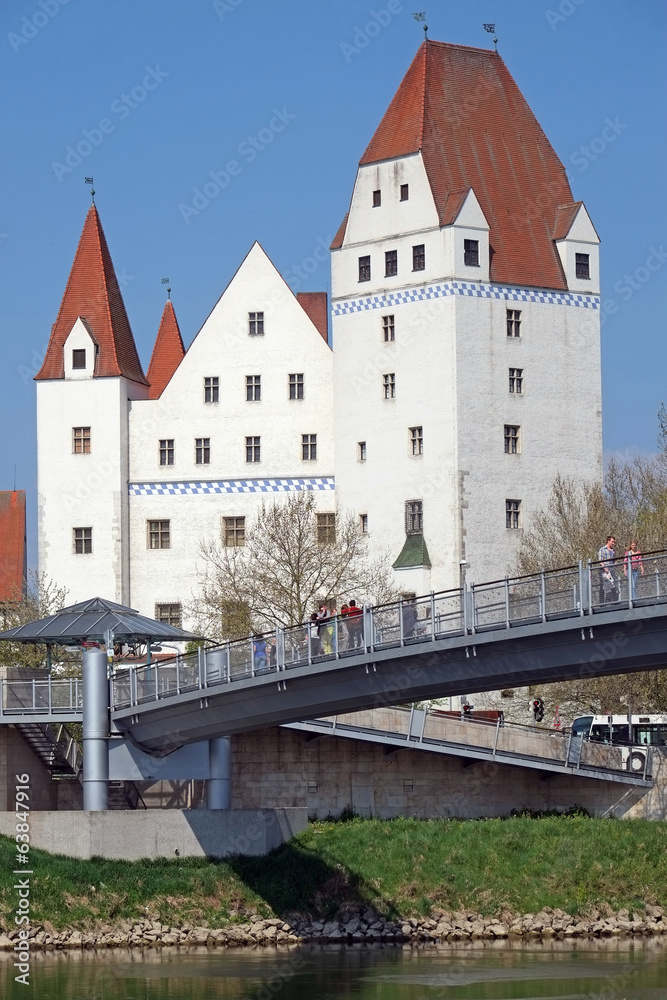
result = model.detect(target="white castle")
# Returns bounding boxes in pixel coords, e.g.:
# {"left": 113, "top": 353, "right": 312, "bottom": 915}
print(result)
{"left": 36, "top": 40, "right": 602, "bottom": 627}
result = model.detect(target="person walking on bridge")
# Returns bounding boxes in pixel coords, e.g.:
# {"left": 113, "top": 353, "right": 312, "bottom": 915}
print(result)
{"left": 597, "top": 535, "right": 617, "bottom": 604}
{"left": 624, "top": 539, "right": 644, "bottom": 600}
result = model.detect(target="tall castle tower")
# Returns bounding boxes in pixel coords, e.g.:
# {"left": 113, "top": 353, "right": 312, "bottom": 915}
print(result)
{"left": 35, "top": 206, "right": 149, "bottom": 603}
{"left": 331, "top": 41, "right": 601, "bottom": 593}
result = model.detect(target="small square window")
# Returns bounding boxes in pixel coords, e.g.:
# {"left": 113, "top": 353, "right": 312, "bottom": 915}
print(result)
{"left": 506, "top": 499, "right": 521, "bottom": 529}
{"left": 148, "top": 519, "right": 170, "bottom": 549}
{"left": 400, "top": 183, "right": 409, "bottom": 201}
{"left": 403, "top": 778, "right": 414, "bottom": 793}
{"left": 195, "top": 437, "right": 210, "bottom": 464}
{"left": 302, "top": 433, "right": 317, "bottom": 461}
{"left": 358, "top": 255, "right": 371, "bottom": 282}
{"left": 246, "top": 375, "right": 261, "bottom": 401}
{"left": 223, "top": 516, "right": 245, "bottom": 547}
{"left": 506, "top": 309, "right": 521, "bottom": 337}
{"left": 159, "top": 439, "right": 174, "bottom": 466}
{"left": 307, "top": 779, "right": 318, "bottom": 793}
{"left": 155, "top": 603, "right": 181, "bottom": 627}
{"left": 382, "top": 315, "right": 395, "bottom": 342}
{"left": 504, "top": 425, "right": 520, "bottom": 454}
{"left": 358, "top": 441, "right": 367, "bottom": 462}
{"left": 72, "top": 349, "right": 86, "bottom": 369}
{"left": 509, "top": 368, "right": 523, "bottom": 394}
{"left": 412, "top": 244, "right": 425, "bottom": 271}
{"left": 405, "top": 500, "right": 423, "bottom": 535}
{"left": 372, "top": 189, "right": 381, "bottom": 207}
{"left": 72, "top": 426, "right": 91, "bottom": 454}
{"left": 204, "top": 377, "right": 219, "bottom": 403}
{"left": 317, "top": 513, "right": 336, "bottom": 545}
{"left": 575, "top": 253, "right": 590, "bottom": 279}
{"left": 385, "top": 249, "right": 398, "bottom": 277}
{"left": 410, "top": 426, "right": 423, "bottom": 456}
{"left": 383, "top": 373, "right": 395, "bottom": 399}
{"left": 360, "top": 514, "right": 368, "bottom": 534}
{"left": 73, "top": 527, "right": 92, "bottom": 554}
{"left": 464, "top": 239, "right": 479, "bottom": 267}
{"left": 249, "top": 311, "right": 264, "bottom": 336}
{"left": 289, "top": 373, "right": 304, "bottom": 400}
{"left": 245, "top": 436, "right": 260, "bottom": 463}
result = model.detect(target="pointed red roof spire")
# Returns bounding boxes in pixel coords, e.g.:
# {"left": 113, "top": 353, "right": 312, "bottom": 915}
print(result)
{"left": 36, "top": 206, "right": 147, "bottom": 383}
{"left": 146, "top": 300, "right": 186, "bottom": 398}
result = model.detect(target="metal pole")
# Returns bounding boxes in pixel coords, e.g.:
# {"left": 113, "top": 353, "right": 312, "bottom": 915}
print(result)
{"left": 207, "top": 737, "right": 231, "bottom": 809}
{"left": 82, "top": 647, "right": 109, "bottom": 811}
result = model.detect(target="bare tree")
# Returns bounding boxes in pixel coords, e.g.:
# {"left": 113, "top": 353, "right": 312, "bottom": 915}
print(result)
{"left": 189, "top": 492, "right": 397, "bottom": 640}
{"left": 0, "top": 573, "right": 69, "bottom": 670}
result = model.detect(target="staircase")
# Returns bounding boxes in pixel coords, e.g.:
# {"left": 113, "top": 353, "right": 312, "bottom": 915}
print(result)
{"left": 15, "top": 722, "right": 146, "bottom": 809}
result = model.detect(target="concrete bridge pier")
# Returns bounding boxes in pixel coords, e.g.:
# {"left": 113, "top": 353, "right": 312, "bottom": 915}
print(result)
{"left": 82, "top": 647, "right": 109, "bottom": 811}
{"left": 207, "top": 736, "right": 231, "bottom": 809}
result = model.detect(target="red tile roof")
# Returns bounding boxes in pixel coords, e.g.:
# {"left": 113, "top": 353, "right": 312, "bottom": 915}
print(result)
{"left": 552, "top": 201, "right": 584, "bottom": 241}
{"left": 146, "top": 301, "right": 186, "bottom": 399}
{"left": 297, "top": 292, "right": 329, "bottom": 344}
{"left": 36, "top": 206, "right": 148, "bottom": 384}
{"left": 0, "top": 492, "right": 26, "bottom": 602}
{"left": 333, "top": 40, "right": 576, "bottom": 290}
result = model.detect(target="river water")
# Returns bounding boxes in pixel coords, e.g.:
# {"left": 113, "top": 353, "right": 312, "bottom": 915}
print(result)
{"left": 2, "top": 939, "right": 666, "bottom": 998}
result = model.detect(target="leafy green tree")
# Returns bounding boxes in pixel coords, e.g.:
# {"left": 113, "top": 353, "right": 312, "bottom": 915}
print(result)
{"left": 0, "top": 573, "right": 69, "bottom": 671}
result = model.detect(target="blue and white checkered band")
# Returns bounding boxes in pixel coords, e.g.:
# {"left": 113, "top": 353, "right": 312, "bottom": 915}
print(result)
{"left": 332, "top": 280, "right": 600, "bottom": 315}
{"left": 129, "top": 477, "right": 335, "bottom": 497}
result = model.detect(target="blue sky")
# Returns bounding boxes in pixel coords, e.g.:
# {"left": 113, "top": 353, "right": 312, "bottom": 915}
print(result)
{"left": 1, "top": 0, "right": 665, "bottom": 567}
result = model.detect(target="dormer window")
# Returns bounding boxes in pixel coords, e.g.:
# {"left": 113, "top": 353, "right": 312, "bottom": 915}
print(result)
{"left": 72, "top": 349, "right": 86, "bottom": 369}
{"left": 464, "top": 240, "right": 479, "bottom": 267}
{"left": 372, "top": 190, "right": 381, "bottom": 207}
{"left": 575, "top": 253, "right": 590, "bottom": 279}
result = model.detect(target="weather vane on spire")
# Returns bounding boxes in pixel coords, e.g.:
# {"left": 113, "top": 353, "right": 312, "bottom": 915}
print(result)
{"left": 483, "top": 23, "right": 498, "bottom": 52}
{"left": 413, "top": 12, "right": 428, "bottom": 40}
{"left": 162, "top": 277, "right": 171, "bottom": 300}
{"left": 84, "top": 176, "right": 95, "bottom": 204}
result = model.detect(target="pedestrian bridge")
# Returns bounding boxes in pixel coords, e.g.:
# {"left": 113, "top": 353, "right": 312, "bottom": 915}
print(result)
{"left": 5, "top": 554, "right": 666, "bottom": 754}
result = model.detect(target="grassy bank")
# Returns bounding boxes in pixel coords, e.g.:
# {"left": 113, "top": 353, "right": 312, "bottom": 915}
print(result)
{"left": 1, "top": 815, "right": 666, "bottom": 930}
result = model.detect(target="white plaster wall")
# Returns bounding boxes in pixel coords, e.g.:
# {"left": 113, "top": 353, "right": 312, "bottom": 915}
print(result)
{"left": 344, "top": 153, "right": 439, "bottom": 246}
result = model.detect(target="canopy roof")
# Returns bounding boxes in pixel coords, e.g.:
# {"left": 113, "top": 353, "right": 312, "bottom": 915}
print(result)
{"left": 0, "top": 597, "right": 200, "bottom": 645}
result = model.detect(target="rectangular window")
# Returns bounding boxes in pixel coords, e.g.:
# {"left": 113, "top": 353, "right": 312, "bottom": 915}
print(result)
{"left": 204, "top": 377, "right": 219, "bottom": 403}
{"left": 223, "top": 516, "right": 246, "bottom": 547}
{"left": 405, "top": 500, "right": 423, "bottom": 535}
{"left": 372, "top": 189, "right": 381, "bottom": 207}
{"left": 245, "top": 436, "right": 260, "bottom": 463}
{"left": 72, "top": 349, "right": 86, "bottom": 369}
{"left": 410, "top": 426, "right": 423, "bottom": 456}
{"left": 464, "top": 239, "right": 479, "bottom": 266}
{"left": 317, "top": 513, "right": 336, "bottom": 545}
{"left": 148, "top": 519, "right": 170, "bottom": 549}
{"left": 195, "top": 437, "right": 210, "bottom": 464}
{"left": 358, "top": 441, "right": 367, "bottom": 462}
{"left": 245, "top": 374, "right": 261, "bottom": 401}
{"left": 155, "top": 603, "right": 181, "bottom": 627}
{"left": 358, "top": 255, "right": 371, "bottom": 282}
{"left": 302, "top": 433, "right": 317, "bottom": 461}
{"left": 384, "top": 249, "right": 398, "bottom": 277}
{"left": 575, "top": 252, "right": 590, "bottom": 279}
{"left": 383, "top": 373, "right": 395, "bottom": 399}
{"left": 400, "top": 183, "right": 409, "bottom": 201}
{"left": 289, "top": 373, "right": 304, "bottom": 400}
{"left": 360, "top": 514, "right": 369, "bottom": 534}
{"left": 412, "top": 244, "right": 425, "bottom": 271}
{"left": 248, "top": 311, "right": 264, "bottom": 336}
{"left": 72, "top": 426, "right": 91, "bottom": 454}
{"left": 73, "top": 527, "right": 92, "bottom": 554}
{"left": 159, "top": 439, "right": 174, "bottom": 466}
{"left": 506, "top": 309, "right": 521, "bottom": 337}
{"left": 504, "top": 425, "right": 520, "bottom": 454}
{"left": 382, "top": 314, "right": 395, "bottom": 342}
{"left": 509, "top": 367, "right": 523, "bottom": 394}
{"left": 506, "top": 499, "right": 521, "bottom": 529}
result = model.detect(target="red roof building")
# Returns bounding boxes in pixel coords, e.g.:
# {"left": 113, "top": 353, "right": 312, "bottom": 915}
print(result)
{"left": 146, "top": 301, "right": 186, "bottom": 399}
{"left": 0, "top": 492, "right": 27, "bottom": 602}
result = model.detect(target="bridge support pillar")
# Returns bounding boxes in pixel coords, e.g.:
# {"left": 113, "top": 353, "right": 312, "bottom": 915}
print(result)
{"left": 207, "top": 737, "right": 231, "bottom": 809}
{"left": 82, "top": 647, "right": 109, "bottom": 811}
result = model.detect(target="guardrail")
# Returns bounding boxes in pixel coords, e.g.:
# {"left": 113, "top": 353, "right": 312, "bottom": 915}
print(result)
{"left": 111, "top": 550, "right": 667, "bottom": 711}
{"left": 0, "top": 678, "right": 83, "bottom": 716}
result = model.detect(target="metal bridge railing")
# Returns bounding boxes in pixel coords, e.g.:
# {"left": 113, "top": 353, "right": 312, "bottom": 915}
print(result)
{"left": 110, "top": 550, "right": 667, "bottom": 711}
{"left": 0, "top": 678, "right": 83, "bottom": 717}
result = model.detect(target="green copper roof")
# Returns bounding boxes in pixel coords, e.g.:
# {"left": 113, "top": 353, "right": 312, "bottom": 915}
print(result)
{"left": 392, "top": 534, "right": 431, "bottom": 570}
